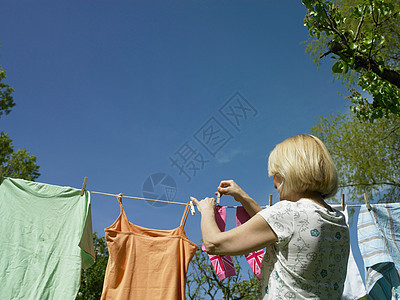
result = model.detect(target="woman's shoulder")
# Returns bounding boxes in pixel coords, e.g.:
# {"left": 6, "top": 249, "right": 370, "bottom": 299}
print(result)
{"left": 272, "top": 199, "right": 347, "bottom": 220}
{"left": 260, "top": 200, "right": 299, "bottom": 219}
{"left": 269, "top": 199, "right": 304, "bottom": 211}
{"left": 295, "top": 199, "right": 348, "bottom": 226}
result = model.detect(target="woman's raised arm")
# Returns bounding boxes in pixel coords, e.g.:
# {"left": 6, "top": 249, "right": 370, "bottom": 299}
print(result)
{"left": 191, "top": 196, "right": 277, "bottom": 256}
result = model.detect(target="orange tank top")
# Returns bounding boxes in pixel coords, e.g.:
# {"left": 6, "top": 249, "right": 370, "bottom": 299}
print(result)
{"left": 101, "top": 196, "right": 198, "bottom": 300}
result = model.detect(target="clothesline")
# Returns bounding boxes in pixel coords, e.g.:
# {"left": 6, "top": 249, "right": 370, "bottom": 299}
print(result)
{"left": 80, "top": 177, "right": 394, "bottom": 211}
{"left": 91, "top": 191, "right": 189, "bottom": 206}
{"left": 0, "top": 174, "right": 395, "bottom": 210}
{"left": 89, "top": 190, "right": 378, "bottom": 210}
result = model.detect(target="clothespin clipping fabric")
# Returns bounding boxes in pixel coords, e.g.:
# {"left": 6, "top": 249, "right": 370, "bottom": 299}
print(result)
{"left": 216, "top": 192, "right": 221, "bottom": 204}
{"left": 80, "top": 177, "right": 88, "bottom": 196}
{"left": 189, "top": 201, "right": 195, "bottom": 215}
{"left": 363, "top": 193, "right": 371, "bottom": 210}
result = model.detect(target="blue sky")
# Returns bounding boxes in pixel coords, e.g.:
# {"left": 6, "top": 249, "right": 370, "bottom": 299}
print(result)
{"left": 1, "top": 0, "right": 364, "bottom": 283}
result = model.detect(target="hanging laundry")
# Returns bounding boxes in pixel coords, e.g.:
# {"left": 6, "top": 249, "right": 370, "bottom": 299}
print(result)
{"left": 202, "top": 205, "right": 237, "bottom": 280}
{"left": 357, "top": 203, "right": 400, "bottom": 299}
{"left": 202, "top": 206, "right": 266, "bottom": 281}
{"left": 331, "top": 206, "right": 367, "bottom": 300}
{"left": 0, "top": 177, "right": 95, "bottom": 300}
{"left": 236, "top": 206, "right": 265, "bottom": 280}
{"left": 101, "top": 197, "right": 197, "bottom": 300}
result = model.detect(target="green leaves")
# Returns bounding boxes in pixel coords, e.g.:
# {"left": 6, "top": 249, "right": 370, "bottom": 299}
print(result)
{"left": 302, "top": 0, "right": 400, "bottom": 121}
{"left": 302, "top": 0, "right": 313, "bottom": 10}
{"left": 332, "top": 61, "right": 343, "bottom": 73}
{"left": 375, "top": 1, "right": 394, "bottom": 17}
{"left": 332, "top": 61, "right": 349, "bottom": 73}
{"left": 310, "top": 110, "right": 400, "bottom": 202}
{"left": 0, "top": 48, "right": 40, "bottom": 181}
{"left": 186, "top": 245, "right": 261, "bottom": 299}
{"left": 76, "top": 233, "right": 109, "bottom": 300}
{"left": 349, "top": 71, "right": 400, "bottom": 120}
{"left": 0, "top": 132, "right": 13, "bottom": 165}
{"left": 351, "top": 5, "right": 365, "bottom": 19}
{"left": 0, "top": 132, "right": 40, "bottom": 181}
{"left": 0, "top": 66, "right": 15, "bottom": 118}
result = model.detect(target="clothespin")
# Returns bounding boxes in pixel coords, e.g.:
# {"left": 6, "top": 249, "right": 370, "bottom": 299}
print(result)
{"left": 117, "top": 193, "right": 123, "bottom": 203}
{"left": 341, "top": 193, "right": 345, "bottom": 211}
{"left": 80, "top": 177, "right": 88, "bottom": 196}
{"left": 269, "top": 194, "right": 273, "bottom": 207}
{"left": 216, "top": 192, "right": 221, "bottom": 204}
{"left": 363, "top": 193, "right": 371, "bottom": 210}
{"left": 189, "top": 201, "right": 196, "bottom": 215}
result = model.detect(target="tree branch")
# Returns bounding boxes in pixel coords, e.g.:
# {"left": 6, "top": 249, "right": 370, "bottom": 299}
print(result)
{"left": 326, "top": 41, "right": 400, "bottom": 88}
{"left": 320, "top": 50, "right": 333, "bottom": 59}
{"left": 317, "top": 0, "right": 349, "bottom": 45}
{"left": 339, "top": 181, "right": 400, "bottom": 188}
{"left": 354, "top": 5, "right": 367, "bottom": 42}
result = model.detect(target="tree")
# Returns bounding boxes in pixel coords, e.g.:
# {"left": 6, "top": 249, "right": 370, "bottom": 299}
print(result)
{"left": 76, "top": 233, "right": 109, "bottom": 300}
{"left": 0, "top": 132, "right": 40, "bottom": 181}
{"left": 310, "top": 110, "right": 400, "bottom": 202}
{"left": 0, "top": 64, "right": 15, "bottom": 118}
{"left": 186, "top": 245, "right": 261, "bottom": 300}
{"left": 0, "top": 50, "right": 40, "bottom": 181}
{"left": 302, "top": 0, "right": 400, "bottom": 121}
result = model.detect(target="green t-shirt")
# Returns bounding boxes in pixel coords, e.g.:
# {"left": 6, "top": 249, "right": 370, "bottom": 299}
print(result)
{"left": 0, "top": 177, "right": 95, "bottom": 300}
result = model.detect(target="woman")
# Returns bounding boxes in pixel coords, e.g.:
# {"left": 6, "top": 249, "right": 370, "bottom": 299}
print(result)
{"left": 191, "top": 134, "right": 350, "bottom": 299}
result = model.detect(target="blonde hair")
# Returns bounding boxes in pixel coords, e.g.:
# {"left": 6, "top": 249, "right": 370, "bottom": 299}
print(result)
{"left": 268, "top": 134, "right": 338, "bottom": 199}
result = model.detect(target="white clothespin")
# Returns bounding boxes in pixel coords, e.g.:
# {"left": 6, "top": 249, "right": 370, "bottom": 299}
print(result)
{"left": 189, "top": 201, "right": 195, "bottom": 215}
{"left": 80, "top": 177, "right": 88, "bottom": 196}
{"left": 216, "top": 192, "right": 221, "bottom": 204}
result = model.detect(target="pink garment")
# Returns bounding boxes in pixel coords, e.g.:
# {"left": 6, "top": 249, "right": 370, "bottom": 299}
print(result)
{"left": 236, "top": 206, "right": 265, "bottom": 280}
{"left": 202, "top": 206, "right": 265, "bottom": 281}
{"left": 202, "top": 205, "right": 236, "bottom": 280}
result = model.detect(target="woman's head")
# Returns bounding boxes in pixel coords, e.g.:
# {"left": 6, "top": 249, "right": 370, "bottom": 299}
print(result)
{"left": 268, "top": 134, "right": 338, "bottom": 200}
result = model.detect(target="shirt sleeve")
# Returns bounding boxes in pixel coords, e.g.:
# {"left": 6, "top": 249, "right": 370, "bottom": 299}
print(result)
{"left": 79, "top": 192, "right": 95, "bottom": 269}
{"left": 257, "top": 200, "right": 294, "bottom": 245}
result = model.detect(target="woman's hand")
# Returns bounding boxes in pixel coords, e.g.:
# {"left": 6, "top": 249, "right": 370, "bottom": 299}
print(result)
{"left": 190, "top": 196, "right": 216, "bottom": 214}
{"left": 216, "top": 180, "right": 247, "bottom": 203}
